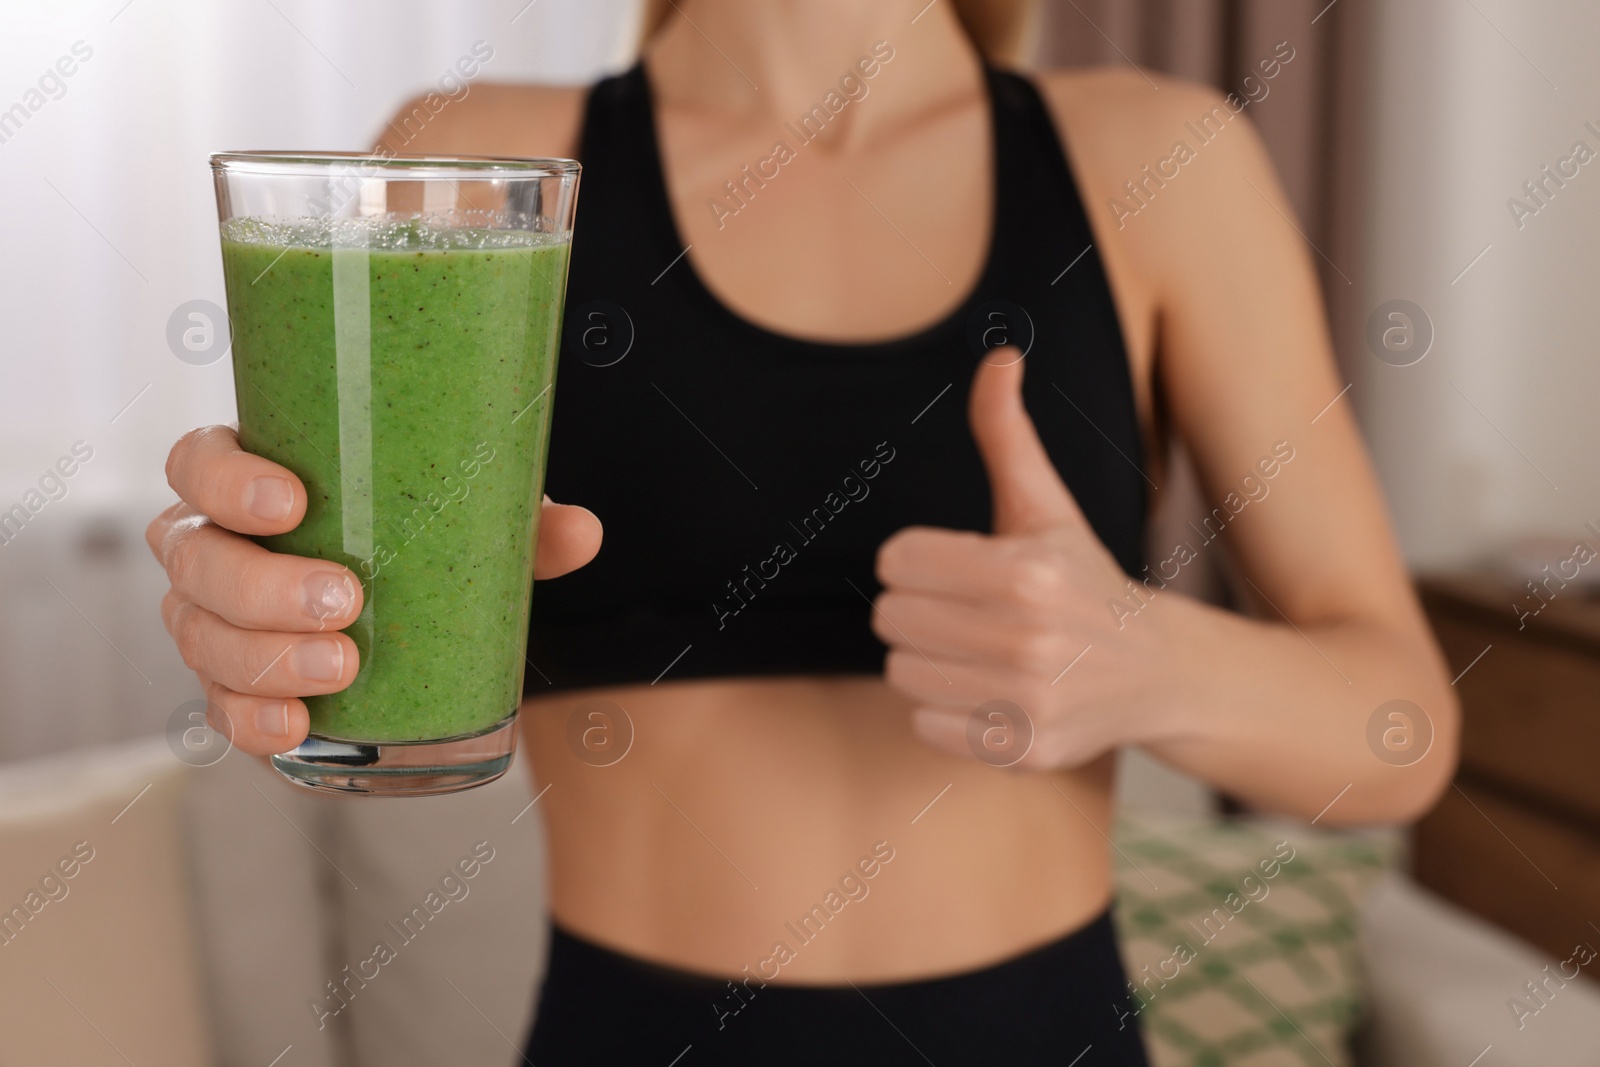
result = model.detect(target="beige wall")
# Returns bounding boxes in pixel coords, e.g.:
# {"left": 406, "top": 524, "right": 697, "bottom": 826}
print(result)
{"left": 1359, "top": 0, "right": 1600, "bottom": 568}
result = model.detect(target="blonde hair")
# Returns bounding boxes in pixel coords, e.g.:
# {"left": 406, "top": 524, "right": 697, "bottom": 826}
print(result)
{"left": 637, "top": 0, "right": 1036, "bottom": 67}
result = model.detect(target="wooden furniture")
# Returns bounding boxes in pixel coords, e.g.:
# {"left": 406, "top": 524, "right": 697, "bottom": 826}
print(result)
{"left": 1413, "top": 572, "right": 1600, "bottom": 964}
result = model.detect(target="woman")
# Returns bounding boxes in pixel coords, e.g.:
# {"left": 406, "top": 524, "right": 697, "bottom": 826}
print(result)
{"left": 148, "top": 1, "right": 1459, "bottom": 1062}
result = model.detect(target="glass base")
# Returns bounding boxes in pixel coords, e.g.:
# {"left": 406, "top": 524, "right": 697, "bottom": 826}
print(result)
{"left": 270, "top": 714, "right": 517, "bottom": 797}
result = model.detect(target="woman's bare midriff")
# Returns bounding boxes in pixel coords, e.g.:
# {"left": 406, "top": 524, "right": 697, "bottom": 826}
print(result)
{"left": 520, "top": 677, "right": 1116, "bottom": 984}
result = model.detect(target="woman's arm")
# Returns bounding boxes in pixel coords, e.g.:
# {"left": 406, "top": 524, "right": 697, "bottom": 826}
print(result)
{"left": 1126, "top": 85, "right": 1459, "bottom": 824}
{"left": 874, "top": 76, "right": 1458, "bottom": 826}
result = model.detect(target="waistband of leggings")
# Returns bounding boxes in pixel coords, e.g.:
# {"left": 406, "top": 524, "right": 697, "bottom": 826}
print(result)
{"left": 546, "top": 903, "right": 1119, "bottom": 994}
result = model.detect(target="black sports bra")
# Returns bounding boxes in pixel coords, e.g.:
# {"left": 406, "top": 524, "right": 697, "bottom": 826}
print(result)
{"left": 523, "top": 61, "right": 1145, "bottom": 694}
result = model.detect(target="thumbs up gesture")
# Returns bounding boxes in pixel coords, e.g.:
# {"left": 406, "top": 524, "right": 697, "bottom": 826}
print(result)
{"left": 873, "top": 350, "right": 1173, "bottom": 769}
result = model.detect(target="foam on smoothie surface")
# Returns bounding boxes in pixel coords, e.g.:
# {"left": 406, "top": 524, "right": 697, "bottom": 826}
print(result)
{"left": 222, "top": 215, "right": 569, "bottom": 742}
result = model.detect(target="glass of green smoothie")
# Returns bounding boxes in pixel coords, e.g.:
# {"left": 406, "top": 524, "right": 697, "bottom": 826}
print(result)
{"left": 209, "top": 152, "right": 579, "bottom": 796}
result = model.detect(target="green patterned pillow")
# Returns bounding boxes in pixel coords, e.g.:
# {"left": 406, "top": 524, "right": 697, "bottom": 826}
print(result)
{"left": 1111, "top": 811, "right": 1399, "bottom": 1067}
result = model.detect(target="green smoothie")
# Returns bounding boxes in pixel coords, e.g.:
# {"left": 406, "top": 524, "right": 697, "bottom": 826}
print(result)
{"left": 221, "top": 216, "right": 569, "bottom": 743}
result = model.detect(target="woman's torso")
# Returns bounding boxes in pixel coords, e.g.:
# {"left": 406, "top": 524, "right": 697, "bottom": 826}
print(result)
{"left": 513, "top": 52, "right": 1164, "bottom": 983}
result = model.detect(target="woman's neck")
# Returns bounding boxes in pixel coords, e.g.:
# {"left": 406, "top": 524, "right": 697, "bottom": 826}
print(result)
{"left": 644, "top": 0, "right": 984, "bottom": 139}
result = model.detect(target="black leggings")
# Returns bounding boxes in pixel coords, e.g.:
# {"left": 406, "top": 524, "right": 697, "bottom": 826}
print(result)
{"left": 525, "top": 910, "right": 1150, "bottom": 1065}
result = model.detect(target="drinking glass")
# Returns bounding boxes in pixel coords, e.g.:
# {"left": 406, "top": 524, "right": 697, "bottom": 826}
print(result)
{"left": 210, "top": 151, "right": 579, "bottom": 795}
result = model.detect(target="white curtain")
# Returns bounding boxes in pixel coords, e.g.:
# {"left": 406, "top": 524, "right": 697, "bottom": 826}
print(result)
{"left": 0, "top": 0, "right": 638, "bottom": 512}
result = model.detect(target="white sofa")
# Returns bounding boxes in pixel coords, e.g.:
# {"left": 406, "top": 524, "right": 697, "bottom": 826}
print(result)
{"left": 2, "top": 738, "right": 1597, "bottom": 1066}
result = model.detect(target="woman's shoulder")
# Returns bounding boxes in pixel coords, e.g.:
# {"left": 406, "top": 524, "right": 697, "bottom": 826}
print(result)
{"left": 375, "top": 80, "right": 590, "bottom": 159}
{"left": 1026, "top": 64, "right": 1284, "bottom": 268}
{"left": 1028, "top": 64, "right": 1268, "bottom": 188}
{"left": 1030, "top": 64, "right": 1225, "bottom": 118}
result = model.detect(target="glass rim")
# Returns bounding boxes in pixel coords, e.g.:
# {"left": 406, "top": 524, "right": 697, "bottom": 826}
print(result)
{"left": 209, "top": 150, "right": 579, "bottom": 179}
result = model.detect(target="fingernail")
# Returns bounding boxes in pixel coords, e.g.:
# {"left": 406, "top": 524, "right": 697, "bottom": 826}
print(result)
{"left": 256, "top": 701, "right": 291, "bottom": 738}
{"left": 293, "top": 639, "right": 345, "bottom": 683}
{"left": 246, "top": 477, "right": 294, "bottom": 521}
{"left": 304, "top": 572, "right": 356, "bottom": 623}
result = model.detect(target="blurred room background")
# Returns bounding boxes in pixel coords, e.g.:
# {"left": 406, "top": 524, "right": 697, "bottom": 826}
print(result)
{"left": 2, "top": 1, "right": 1597, "bottom": 1065}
